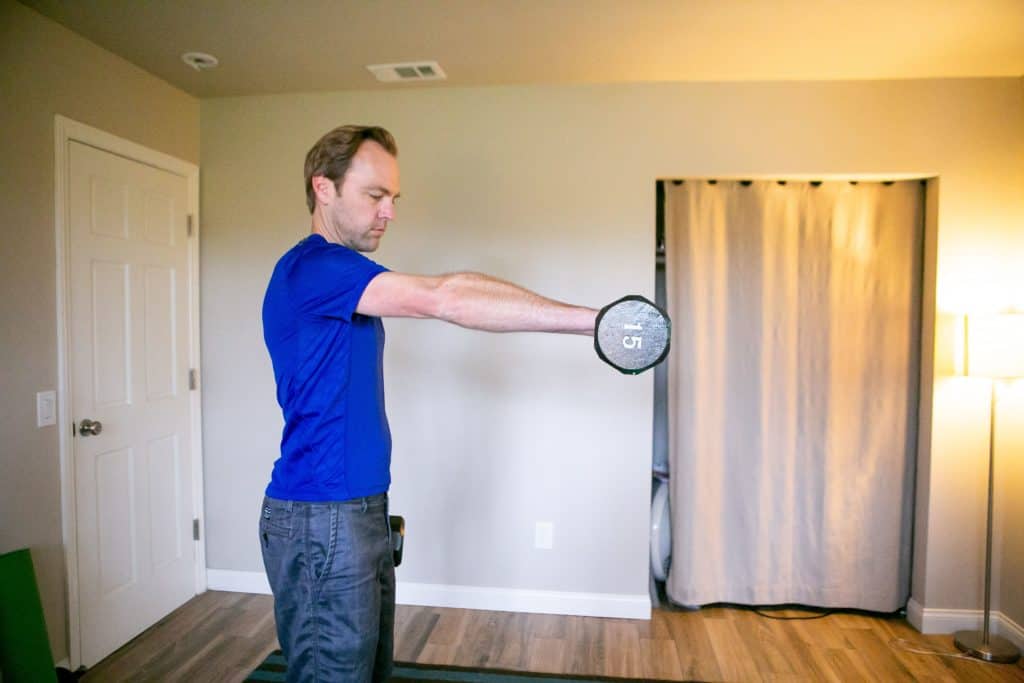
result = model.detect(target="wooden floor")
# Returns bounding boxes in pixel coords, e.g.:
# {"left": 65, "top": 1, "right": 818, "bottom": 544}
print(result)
{"left": 81, "top": 590, "right": 1024, "bottom": 682}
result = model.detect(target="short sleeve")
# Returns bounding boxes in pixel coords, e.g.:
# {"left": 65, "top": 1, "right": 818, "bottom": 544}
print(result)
{"left": 291, "top": 243, "right": 388, "bottom": 321}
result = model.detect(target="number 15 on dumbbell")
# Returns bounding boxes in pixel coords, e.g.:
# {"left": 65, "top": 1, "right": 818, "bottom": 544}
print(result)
{"left": 594, "top": 295, "right": 672, "bottom": 374}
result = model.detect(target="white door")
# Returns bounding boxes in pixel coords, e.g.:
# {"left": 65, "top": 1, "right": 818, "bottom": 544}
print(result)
{"left": 68, "top": 140, "right": 196, "bottom": 666}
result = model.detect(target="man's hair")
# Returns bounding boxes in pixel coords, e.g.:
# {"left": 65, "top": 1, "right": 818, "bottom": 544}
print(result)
{"left": 304, "top": 125, "right": 398, "bottom": 213}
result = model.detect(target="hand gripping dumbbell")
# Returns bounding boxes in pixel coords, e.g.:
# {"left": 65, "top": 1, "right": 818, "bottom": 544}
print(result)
{"left": 595, "top": 295, "right": 671, "bottom": 374}
{"left": 389, "top": 515, "right": 405, "bottom": 567}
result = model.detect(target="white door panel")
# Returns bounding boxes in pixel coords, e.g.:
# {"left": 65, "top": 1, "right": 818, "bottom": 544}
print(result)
{"left": 68, "top": 141, "right": 195, "bottom": 666}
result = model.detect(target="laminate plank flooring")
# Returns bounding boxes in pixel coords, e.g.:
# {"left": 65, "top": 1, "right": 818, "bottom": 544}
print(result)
{"left": 80, "top": 591, "right": 1024, "bottom": 682}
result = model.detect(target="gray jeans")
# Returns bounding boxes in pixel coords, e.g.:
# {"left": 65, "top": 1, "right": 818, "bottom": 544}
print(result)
{"left": 260, "top": 494, "right": 395, "bottom": 683}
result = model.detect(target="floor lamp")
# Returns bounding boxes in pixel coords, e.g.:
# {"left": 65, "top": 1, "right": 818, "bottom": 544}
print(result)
{"left": 953, "top": 312, "right": 1023, "bottom": 663}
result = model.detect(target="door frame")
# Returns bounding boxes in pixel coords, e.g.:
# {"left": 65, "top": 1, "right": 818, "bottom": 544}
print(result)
{"left": 54, "top": 115, "right": 206, "bottom": 668}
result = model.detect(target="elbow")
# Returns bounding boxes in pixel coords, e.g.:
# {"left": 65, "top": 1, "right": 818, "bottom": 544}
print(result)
{"left": 433, "top": 272, "right": 480, "bottom": 325}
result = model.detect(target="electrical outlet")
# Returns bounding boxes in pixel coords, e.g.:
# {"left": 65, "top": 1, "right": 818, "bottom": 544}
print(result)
{"left": 36, "top": 391, "right": 56, "bottom": 428}
{"left": 535, "top": 522, "right": 553, "bottom": 550}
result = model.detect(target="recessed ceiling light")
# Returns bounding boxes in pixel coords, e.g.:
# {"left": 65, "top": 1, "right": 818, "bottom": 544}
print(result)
{"left": 182, "top": 51, "right": 219, "bottom": 71}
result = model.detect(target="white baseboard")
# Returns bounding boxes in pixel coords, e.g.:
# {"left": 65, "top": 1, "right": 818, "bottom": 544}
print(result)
{"left": 396, "top": 582, "right": 650, "bottom": 619}
{"left": 1001, "top": 611, "right": 1024, "bottom": 649}
{"left": 906, "top": 598, "right": 1024, "bottom": 649}
{"left": 205, "top": 569, "right": 650, "bottom": 620}
{"left": 207, "top": 569, "right": 271, "bottom": 594}
{"left": 906, "top": 597, "right": 925, "bottom": 631}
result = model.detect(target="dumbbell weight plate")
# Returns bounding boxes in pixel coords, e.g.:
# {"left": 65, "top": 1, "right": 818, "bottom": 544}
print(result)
{"left": 595, "top": 295, "right": 671, "bottom": 374}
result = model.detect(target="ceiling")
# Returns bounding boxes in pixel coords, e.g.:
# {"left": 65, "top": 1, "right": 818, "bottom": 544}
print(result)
{"left": 20, "top": 0, "right": 1024, "bottom": 98}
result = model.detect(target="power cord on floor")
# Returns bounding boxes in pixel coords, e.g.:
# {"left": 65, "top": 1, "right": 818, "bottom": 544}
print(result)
{"left": 750, "top": 608, "right": 1006, "bottom": 663}
{"left": 888, "top": 637, "right": 981, "bottom": 662}
{"left": 752, "top": 606, "right": 834, "bottom": 620}
{"left": 747, "top": 602, "right": 910, "bottom": 623}
{"left": 700, "top": 602, "right": 841, "bottom": 620}
{"left": 657, "top": 593, "right": 1005, "bottom": 664}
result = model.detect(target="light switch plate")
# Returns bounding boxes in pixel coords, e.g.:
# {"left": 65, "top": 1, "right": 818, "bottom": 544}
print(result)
{"left": 37, "top": 390, "right": 56, "bottom": 427}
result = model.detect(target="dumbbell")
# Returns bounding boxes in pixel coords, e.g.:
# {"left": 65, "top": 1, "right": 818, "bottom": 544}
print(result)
{"left": 595, "top": 295, "right": 671, "bottom": 374}
{"left": 389, "top": 515, "right": 405, "bottom": 567}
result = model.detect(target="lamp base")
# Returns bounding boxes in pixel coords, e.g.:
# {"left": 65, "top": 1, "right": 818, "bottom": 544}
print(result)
{"left": 953, "top": 630, "right": 1021, "bottom": 663}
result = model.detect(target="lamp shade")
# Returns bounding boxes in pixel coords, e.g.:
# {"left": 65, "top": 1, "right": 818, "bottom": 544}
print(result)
{"left": 966, "top": 313, "right": 1024, "bottom": 379}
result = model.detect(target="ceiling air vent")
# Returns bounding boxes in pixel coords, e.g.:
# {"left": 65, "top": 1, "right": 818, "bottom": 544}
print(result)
{"left": 367, "top": 61, "right": 447, "bottom": 83}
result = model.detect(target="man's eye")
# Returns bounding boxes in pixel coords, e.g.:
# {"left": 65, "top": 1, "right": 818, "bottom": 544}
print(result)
{"left": 369, "top": 193, "right": 383, "bottom": 200}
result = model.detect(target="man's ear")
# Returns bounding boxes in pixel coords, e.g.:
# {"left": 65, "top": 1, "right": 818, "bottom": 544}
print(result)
{"left": 311, "top": 175, "right": 337, "bottom": 205}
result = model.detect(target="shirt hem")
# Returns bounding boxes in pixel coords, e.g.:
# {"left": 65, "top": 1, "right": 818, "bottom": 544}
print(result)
{"left": 265, "top": 483, "right": 390, "bottom": 502}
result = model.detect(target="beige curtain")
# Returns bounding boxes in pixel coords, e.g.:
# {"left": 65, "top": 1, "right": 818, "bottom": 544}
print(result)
{"left": 664, "top": 180, "right": 923, "bottom": 611}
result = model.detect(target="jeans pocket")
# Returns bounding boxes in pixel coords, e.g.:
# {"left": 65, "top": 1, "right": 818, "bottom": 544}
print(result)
{"left": 308, "top": 505, "right": 339, "bottom": 585}
{"left": 259, "top": 497, "right": 293, "bottom": 547}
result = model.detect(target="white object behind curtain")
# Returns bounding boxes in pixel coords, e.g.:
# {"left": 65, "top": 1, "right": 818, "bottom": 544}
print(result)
{"left": 664, "top": 180, "right": 923, "bottom": 611}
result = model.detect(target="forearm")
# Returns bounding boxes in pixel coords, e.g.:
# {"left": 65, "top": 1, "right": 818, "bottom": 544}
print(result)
{"left": 435, "top": 272, "right": 596, "bottom": 335}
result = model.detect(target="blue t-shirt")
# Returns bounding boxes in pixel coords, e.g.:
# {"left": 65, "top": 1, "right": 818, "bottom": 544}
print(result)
{"left": 261, "top": 234, "right": 391, "bottom": 501}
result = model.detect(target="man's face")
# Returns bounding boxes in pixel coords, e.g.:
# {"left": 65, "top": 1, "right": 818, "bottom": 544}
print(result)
{"left": 319, "top": 140, "right": 400, "bottom": 252}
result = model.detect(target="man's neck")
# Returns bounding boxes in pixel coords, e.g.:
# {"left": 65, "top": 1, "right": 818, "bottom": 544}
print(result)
{"left": 310, "top": 211, "right": 334, "bottom": 243}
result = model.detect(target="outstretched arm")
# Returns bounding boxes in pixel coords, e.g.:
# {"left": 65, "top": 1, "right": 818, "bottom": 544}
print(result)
{"left": 356, "top": 271, "right": 597, "bottom": 335}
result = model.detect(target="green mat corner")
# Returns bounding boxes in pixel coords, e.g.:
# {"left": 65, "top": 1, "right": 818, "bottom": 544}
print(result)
{"left": 0, "top": 548, "right": 58, "bottom": 683}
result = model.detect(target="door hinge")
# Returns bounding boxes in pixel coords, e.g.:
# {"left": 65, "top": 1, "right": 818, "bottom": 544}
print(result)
{"left": 193, "top": 518, "right": 201, "bottom": 541}
{"left": 189, "top": 368, "right": 198, "bottom": 391}
{"left": 187, "top": 214, "right": 194, "bottom": 237}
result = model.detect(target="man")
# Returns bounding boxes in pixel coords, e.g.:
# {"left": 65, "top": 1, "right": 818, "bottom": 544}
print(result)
{"left": 260, "top": 125, "right": 596, "bottom": 682}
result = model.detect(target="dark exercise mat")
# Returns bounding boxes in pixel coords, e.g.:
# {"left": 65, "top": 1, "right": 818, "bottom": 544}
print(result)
{"left": 246, "top": 650, "right": 702, "bottom": 682}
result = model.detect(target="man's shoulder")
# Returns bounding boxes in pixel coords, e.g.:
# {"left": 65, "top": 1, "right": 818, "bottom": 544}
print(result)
{"left": 293, "top": 234, "right": 381, "bottom": 267}
{"left": 275, "top": 235, "right": 387, "bottom": 289}
{"left": 274, "top": 235, "right": 346, "bottom": 273}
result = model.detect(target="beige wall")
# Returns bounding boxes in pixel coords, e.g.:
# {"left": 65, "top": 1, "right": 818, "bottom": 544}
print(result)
{"left": 0, "top": 0, "right": 199, "bottom": 661}
{"left": 4, "top": 0, "right": 1023, "bottom": 661}
{"left": 997, "top": 383, "right": 1024, "bottom": 630}
{"left": 201, "top": 78, "right": 1024, "bottom": 625}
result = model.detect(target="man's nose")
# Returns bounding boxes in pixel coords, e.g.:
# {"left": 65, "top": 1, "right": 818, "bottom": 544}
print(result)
{"left": 379, "top": 201, "right": 395, "bottom": 221}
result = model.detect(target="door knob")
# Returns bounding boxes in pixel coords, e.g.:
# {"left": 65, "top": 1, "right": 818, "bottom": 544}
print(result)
{"left": 79, "top": 419, "right": 103, "bottom": 436}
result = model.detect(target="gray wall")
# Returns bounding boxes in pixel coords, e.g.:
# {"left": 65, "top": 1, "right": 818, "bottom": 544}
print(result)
{"left": 0, "top": 0, "right": 199, "bottom": 661}
{"left": 199, "top": 79, "right": 1024, "bottom": 621}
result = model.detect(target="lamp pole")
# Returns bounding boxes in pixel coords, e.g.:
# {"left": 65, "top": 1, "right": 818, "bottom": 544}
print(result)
{"left": 953, "top": 379, "right": 1021, "bottom": 663}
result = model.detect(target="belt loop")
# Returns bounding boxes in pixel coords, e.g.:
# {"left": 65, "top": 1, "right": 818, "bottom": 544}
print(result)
{"left": 361, "top": 497, "right": 368, "bottom": 513}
